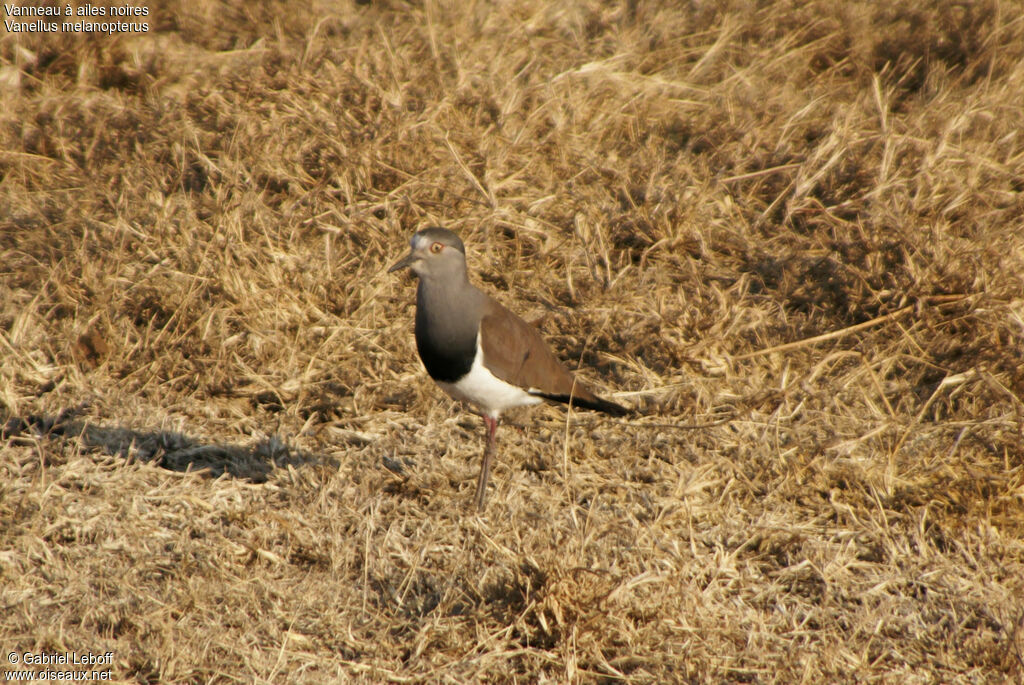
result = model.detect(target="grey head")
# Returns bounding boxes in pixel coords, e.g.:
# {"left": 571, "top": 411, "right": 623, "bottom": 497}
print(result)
{"left": 389, "top": 227, "right": 483, "bottom": 383}
{"left": 387, "top": 227, "right": 467, "bottom": 282}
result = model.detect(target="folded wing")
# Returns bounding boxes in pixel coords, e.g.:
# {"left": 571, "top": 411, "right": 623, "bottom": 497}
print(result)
{"left": 478, "top": 297, "right": 627, "bottom": 416}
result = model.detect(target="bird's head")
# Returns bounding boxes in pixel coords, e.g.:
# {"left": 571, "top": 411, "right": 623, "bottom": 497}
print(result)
{"left": 388, "top": 227, "right": 467, "bottom": 280}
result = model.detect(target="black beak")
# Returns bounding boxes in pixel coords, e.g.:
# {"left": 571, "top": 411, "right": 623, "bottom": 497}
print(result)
{"left": 387, "top": 251, "right": 415, "bottom": 273}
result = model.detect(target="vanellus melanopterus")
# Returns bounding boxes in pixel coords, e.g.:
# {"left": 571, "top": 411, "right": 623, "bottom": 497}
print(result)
{"left": 388, "top": 227, "right": 628, "bottom": 509}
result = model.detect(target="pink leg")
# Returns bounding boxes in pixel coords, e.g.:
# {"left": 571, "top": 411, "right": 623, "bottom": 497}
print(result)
{"left": 474, "top": 416, "right": 499, "bottom": 510}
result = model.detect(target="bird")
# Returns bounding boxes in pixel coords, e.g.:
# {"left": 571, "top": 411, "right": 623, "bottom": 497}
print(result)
{"left": 388, "top": 226, "right": 628, "bottom": 509}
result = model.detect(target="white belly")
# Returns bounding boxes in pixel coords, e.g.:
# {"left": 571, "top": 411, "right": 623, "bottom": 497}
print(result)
{"left": 436, "top": 343, "right": 541, "bottom": 418}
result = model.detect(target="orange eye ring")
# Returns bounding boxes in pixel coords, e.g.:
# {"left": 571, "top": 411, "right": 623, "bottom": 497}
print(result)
{"left": 429, "top": 242, "right": 443, "bottom": 254}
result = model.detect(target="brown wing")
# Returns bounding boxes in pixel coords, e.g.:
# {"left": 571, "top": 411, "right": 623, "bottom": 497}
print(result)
{"left": 478, "top": 297, "right": 627, "bottom": 416}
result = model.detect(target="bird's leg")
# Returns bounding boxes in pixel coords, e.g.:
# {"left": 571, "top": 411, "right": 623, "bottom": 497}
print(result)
{"left": 474, "top": 415, "right": 499, "bottom": 510}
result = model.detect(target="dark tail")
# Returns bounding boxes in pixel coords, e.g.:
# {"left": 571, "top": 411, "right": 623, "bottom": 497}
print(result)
{"left": 533, "top": 392, "right": 629, "bottom": 417}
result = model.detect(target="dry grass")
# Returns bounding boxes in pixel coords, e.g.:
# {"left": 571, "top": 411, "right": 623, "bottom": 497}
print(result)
{"left": 3, "top": 0, "right": 1024, "bottom": 682}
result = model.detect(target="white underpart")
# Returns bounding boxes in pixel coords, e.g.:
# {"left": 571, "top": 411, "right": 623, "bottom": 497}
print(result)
{"left": 436, "top": 338, "right": 541, "bottom": 419}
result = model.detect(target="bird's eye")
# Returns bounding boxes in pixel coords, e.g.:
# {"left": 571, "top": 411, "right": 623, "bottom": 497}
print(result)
{"left": 430, "top": 242, "right": 443, "bottom": 254}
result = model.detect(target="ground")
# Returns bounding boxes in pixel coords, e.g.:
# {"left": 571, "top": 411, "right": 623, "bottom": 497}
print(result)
{"left": 2, "top": 1, "right": 1023, "bottom": 682}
